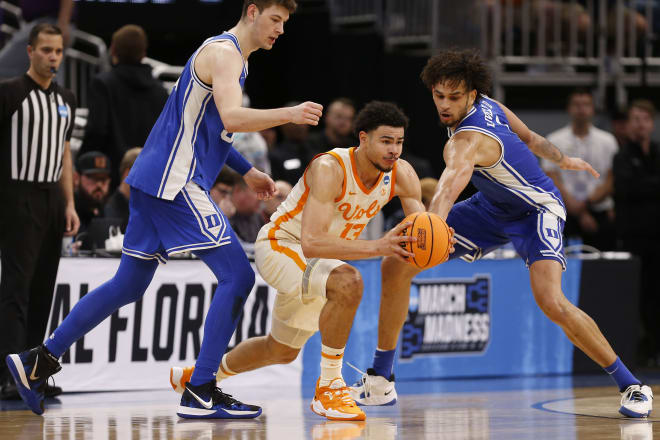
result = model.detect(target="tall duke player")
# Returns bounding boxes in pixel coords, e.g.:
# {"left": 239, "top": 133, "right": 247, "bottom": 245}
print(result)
{"left": 6, "top": 0, "right": 324, "bottom": 419}
{"left": 350, "top": 49, "right": 653, "bottom": 418}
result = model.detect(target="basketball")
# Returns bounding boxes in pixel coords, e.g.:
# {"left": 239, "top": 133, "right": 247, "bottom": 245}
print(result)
{"left": 399, "top": 212, "right": 451, "bottom": 269}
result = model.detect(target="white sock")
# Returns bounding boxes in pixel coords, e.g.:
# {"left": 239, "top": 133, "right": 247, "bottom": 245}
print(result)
{"left": 320, "top": 344, "right": 344, "bottom": 387}
{"left": 215, "top": 353, "right": 237, "bottom": 381}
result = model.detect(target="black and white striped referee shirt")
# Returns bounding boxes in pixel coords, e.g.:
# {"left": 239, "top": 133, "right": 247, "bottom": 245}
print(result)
{"left": 0, "top": 74, "right": 76, "bottom": 184}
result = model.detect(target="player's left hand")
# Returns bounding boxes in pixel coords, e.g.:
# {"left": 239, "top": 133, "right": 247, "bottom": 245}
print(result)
{"left": 244, "top": 167, "right": 277, "bottom": 200}
{"left": 64, "top": 203, "right": 80, "bottom": 237}
{"left": 559, "top": 156, "right": 600, "bottom": 179}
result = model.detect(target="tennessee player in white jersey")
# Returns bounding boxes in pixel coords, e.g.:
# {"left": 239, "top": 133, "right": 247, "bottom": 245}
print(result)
{"left": 170, "top": 101, "right": 429, "bottom": 421}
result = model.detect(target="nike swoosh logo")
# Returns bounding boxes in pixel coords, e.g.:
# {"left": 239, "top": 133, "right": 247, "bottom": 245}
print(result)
{"left": 384, "top": 389, "right": 393, "bottom": 396}
{"left": 29, "top": 355, "right": 39, "bottom": 381}
{"left": 187, "top": 388, "right": 213, "bottom": 409}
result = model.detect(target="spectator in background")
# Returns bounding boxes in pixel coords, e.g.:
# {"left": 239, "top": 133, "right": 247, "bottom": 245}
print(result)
{"left": 104, "top": 147, "right": 142, "bottom": 232}
{"left": 80, "top": 24, "right": 168, "bottom": 188}
{"left": 0, "top": 0, "right": 75, "bottom": 79}
{"left": 261, "top": 179, "right": 292, "bottom": 222}
{"left": 229, "top": 177, "right": 266, "bottom": 243}
{"left": 260, "top": 127, "right": 278, "bottom": 150}
{"left": 74, "top": 151, "right": 112, "bottom": 235}
{"left": 613, "top": 99, "right": 660, "bottom": 366}
{"left": 543, "top": 89, "right": 618, "bottom": 251}
{"left": 210, "top": 167, "right": 240, "bottom": 219}
{"left": 269, "top": 101, "right": 313, "bottom": 185}
{"left": 307, "top": 97, "right": 357, "bottom": 155}
{"left": 0, "top": 23, "right": 78, "bottom": 400}
{"left": 610, "top": 107, "right": 630, "bottom": 148}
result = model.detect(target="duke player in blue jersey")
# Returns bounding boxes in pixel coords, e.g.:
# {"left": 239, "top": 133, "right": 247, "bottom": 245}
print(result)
{"left": 6, "top": 0, "right": 324, "bottom": 419}
{"left": 349, "top": 49, "right": 653, "bottom": 418}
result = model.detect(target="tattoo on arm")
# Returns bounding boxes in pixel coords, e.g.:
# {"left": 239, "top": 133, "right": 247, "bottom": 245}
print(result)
{"left": 535, "top": 137, "right": 564, "bottom": 164}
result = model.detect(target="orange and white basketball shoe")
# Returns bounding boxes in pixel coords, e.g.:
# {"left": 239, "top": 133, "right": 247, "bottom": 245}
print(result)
{"left": 170, "top": 366, "right": 194, "bottom": 394}
{"left": 310, "top": 378, "right": 366, "bottom": 421}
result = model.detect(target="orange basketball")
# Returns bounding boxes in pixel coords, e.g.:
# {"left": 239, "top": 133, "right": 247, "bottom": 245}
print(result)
{"left": 399, "top": 212, "right": 451, "bottom": 269}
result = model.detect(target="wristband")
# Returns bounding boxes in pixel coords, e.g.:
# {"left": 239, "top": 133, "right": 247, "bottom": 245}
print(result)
{"left": 226, "top": 148, "right": 252, "bottom": 175}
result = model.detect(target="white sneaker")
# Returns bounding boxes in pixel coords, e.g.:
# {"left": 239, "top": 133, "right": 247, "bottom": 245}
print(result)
{"left": 619, "top": 384, "right": 653, "bottom": 418}
{"left": 347, "top": 367, "right": 397, "bottom": 406}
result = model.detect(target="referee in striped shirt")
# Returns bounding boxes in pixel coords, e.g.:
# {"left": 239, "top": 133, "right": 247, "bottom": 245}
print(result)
{"left": 0, "top": 23, "right": 79, "bottom": 399}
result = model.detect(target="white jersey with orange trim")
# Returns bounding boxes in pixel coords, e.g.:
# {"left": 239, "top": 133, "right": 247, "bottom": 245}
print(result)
{"left": 267, "top": 147, "right": 396, "bottom": 243}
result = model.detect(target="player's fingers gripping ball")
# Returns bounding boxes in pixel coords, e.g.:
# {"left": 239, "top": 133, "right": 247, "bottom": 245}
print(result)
{"left": 398, "top": 212, "right": 451, "bottom": 269}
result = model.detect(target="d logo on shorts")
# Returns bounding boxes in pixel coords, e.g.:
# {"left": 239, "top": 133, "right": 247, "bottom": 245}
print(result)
{"left": 539, "top": 212, "right": 562, "bottom": 251}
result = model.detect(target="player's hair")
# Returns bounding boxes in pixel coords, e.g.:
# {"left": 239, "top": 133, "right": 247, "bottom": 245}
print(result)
{"left": 28, "top": 23, "right": 62, "bottom": 47}
{"left": 112, "top": 25, "right": 148, "bottom": 64}
{"left": 567, "top": 87, "right": 593, "bottom": 105}
{"left": 629, "top": 99, "right": 656, "bottom": 118}
{"left": 353, "top": 101, "right": 409, "bottom": 135}
{"left": 420, "top": 49, "right": 492, "bottom": 102}
{"left": 242, "top": 0, "right": 297, "bottom": 18}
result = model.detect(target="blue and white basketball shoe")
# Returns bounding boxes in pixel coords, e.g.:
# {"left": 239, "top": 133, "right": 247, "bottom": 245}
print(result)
{"left": 5, "top": 345, "right": 61, "bottom": 415}
{"left": 348, "top": 367, "right": 397, "bottom": 406}
{"left": 177, "top": 380, "right": 262, "bottom": 419}
{"left": 620, "top": 384, "right": 653, "bottom": 418}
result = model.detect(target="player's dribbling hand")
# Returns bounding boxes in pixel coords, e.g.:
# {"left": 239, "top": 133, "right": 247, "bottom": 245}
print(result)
{"left": 290, "top": 101, "right": 323, "bottom": 126}
{"left": 378, "top": 221, "right": 416, "bottom": 262}
{"left": 243, "top": 167, "right": 277, "bottom": 200}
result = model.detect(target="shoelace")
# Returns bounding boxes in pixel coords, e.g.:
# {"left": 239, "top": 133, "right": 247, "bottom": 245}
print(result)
{"left": 339, "top": 387, "right": 358, "bottom": 407}
{"left": 212, "top": 387, "right": 241, "bottom": 406}
{"left": 621, "top": 387, "right": 646, "bottom": 405}
{"left": 323, "top": 386, "right": 358, "bottom": 408}
{"left": 346, "top": 362, "right": 372, "bottom": 397}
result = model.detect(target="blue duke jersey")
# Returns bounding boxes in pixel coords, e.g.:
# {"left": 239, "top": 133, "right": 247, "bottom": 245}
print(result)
{"left": 126, "top": 32, "right": 248, "bottom": 200}
{"left": 450, "top": 96, "right": 566, "bottom": 220}
{"left": 446, "top": 96, "right": 568, "bottom": 269}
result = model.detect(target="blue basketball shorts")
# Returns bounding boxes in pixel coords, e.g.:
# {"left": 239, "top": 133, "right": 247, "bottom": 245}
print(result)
{"left": 446, "top": 194, "right": 566, "bottom": 270}
{"left": 122, "top": 181, "right": 233, "bottom": 263}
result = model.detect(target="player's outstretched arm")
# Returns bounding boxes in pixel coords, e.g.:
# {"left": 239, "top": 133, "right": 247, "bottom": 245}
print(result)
{"left": 395, "top": 159, "right": 457, "bottom": 255}
{"left": 498, "top": 100, "right": 600, "bottom": 179}
{"left": 428, "top": 132, "right": 478, "bottom": 220}
{"left": 300, "top": 156, "right": 414, "bottom": 261}
{"left": 196, "top": 43, "right": 323, "bottom": 133}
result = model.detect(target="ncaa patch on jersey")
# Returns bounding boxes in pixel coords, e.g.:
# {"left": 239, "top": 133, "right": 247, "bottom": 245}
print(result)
{"left": 383, "top": 175, "right": 390, "bottom": 185}
{"left": 58, "top": 105, "right": 68, "bottom": 118}
{"left": 400, "top": 275, "right": 491, "bottom": 359}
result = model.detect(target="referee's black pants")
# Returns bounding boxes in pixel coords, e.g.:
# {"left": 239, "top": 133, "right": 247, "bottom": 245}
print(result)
{"left": 0, "top": 183, "right": 65, "bottom": 377}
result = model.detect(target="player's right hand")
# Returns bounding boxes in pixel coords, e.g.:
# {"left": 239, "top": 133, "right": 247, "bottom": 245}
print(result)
{"left": 377, "top": 221, "right": 416, "bottom": 261}
{"left": 290, "top": 101, "right": 323, "bottom": 126}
